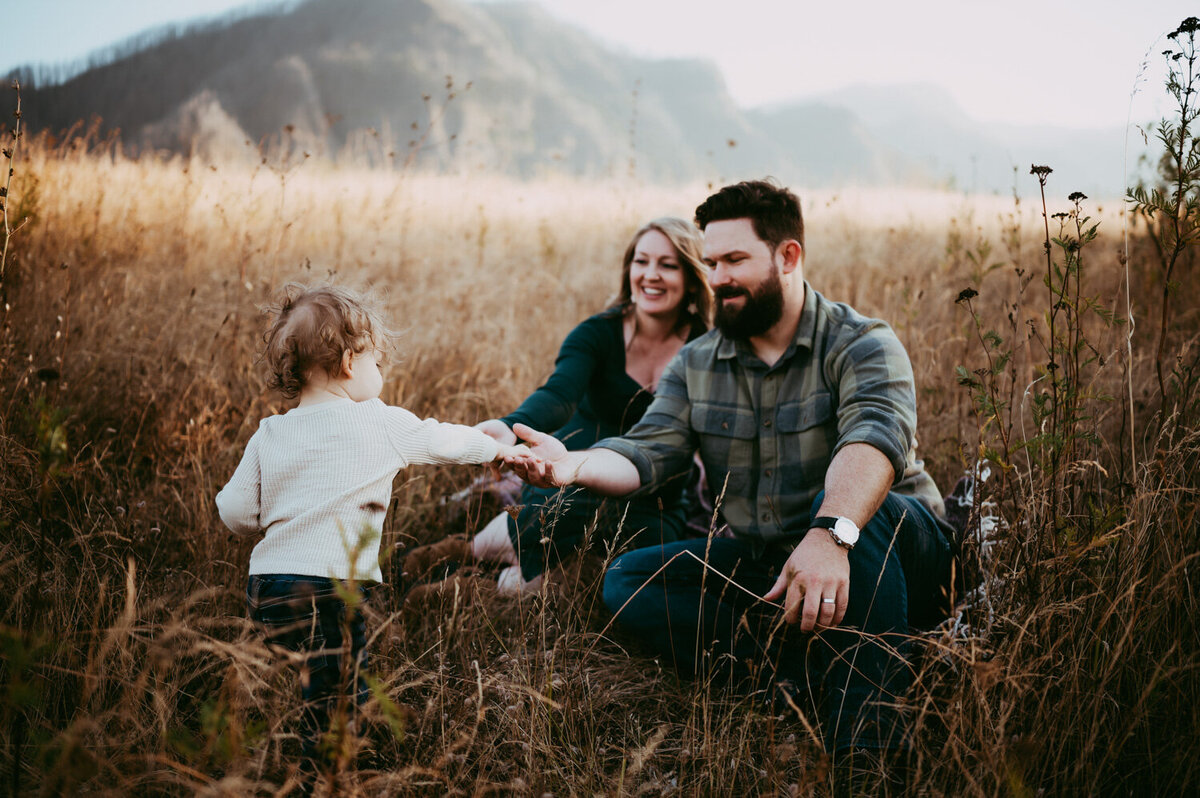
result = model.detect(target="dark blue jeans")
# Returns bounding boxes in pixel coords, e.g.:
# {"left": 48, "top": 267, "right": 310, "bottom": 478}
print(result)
{"left": 508, "top": 484, "right": 687, "bottom": 581}
{"left": 246, "top": 574, "right": 373, "bottom": 760}
{"left": 602, "top": 491, "right": 954, "bottom": 753}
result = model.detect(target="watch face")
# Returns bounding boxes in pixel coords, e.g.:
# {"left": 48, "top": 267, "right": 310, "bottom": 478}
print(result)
{"left": 833, "top": 517, "right": 860, "bottom": 545}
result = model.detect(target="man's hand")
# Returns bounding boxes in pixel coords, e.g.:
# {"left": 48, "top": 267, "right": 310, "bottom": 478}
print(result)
{"left": 765, "top": 442, "right": 892, "bottom": 631}
{"left": 502, "top": 424, "right": 643, "bottom": 495}
{"left": 763, "top": 529, "right": 850, "bottom": 631}
{"left": 475, "top": 418, "right": 518, "bottom": 446}
{"left": 504, "top": 423, "right": 575, "bottom": 488}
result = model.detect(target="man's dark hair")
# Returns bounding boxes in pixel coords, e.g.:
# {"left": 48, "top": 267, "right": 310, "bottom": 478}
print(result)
{"left": 694, "top": 179, "right": 804, "bottom": 253}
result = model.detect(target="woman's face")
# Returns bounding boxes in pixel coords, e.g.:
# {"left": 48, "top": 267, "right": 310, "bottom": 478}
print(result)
{"left": 629, "top": 229, "right": 688, "bottom": 318}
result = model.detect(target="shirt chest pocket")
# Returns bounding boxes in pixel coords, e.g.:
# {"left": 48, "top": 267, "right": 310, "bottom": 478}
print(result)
{"left": 776, "top": 392, "right": 837, "bottom": 462}
{"left": 691, "top": 401, "right": 758, "bottom": 495}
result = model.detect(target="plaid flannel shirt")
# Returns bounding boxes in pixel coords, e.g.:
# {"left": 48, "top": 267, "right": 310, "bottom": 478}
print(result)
{"left": 595, "top": 282, "right": 944, "bottom": 554}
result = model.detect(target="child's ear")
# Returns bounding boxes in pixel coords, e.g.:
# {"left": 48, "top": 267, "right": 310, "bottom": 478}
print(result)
{"left": 340, "top": 349, "right": 354, "bottom": 378}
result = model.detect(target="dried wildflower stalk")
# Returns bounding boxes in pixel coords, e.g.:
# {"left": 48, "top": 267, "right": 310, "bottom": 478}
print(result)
{"left": 1, "top": 79, "right": 26, "bottom": 283}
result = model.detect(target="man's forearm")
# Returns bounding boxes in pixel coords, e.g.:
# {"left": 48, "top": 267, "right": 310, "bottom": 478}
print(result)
{"left": 812, "top": 442, "right": 894, "bottom": 529}
{"left": 559, "top": 448, "right": 643, "bottom": 496}
{"left": 767, "top": 442, "right": 894, "bottom": 629}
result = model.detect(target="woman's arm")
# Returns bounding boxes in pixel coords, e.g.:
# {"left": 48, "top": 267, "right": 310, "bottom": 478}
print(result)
{"left": 500, "top": 316, "right": 606, "bottom": 433}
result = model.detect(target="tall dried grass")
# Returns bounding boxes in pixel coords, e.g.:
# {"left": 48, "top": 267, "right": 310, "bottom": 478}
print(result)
{"left": 0, "top": 127, "right": 1196, "bottom": 796}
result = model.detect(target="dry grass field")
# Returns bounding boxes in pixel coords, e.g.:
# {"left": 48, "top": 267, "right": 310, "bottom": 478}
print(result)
{"left": 1, "top": 117, "right": 1198, "bottom": 796}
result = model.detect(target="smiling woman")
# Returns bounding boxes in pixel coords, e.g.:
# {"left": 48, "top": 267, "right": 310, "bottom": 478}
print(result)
{"left": 402, "top": 217, "right": 714, "bottom": 593}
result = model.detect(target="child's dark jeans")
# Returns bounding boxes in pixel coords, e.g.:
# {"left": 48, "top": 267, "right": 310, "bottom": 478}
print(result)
{"left": 246, "top": 574, "right": 374, "bottom": 761}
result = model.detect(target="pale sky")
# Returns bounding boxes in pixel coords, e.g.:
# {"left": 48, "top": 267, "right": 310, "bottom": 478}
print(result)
{"left": 1, "top": 0, "right": 1192, "bottom": 129}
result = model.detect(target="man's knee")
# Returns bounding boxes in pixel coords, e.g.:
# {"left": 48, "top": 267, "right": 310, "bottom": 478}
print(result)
{"left": 602, "top": 547, "right": 653, "bottom": 616}
{"left": 602, "top": 540, "right": 698, "bottom": 618}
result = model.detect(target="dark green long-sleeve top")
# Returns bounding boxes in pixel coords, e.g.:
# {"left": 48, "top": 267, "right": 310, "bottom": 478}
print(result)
{"left": 500, "top": 306, "right": 707, "bottom": 580}
{"left": 501, "top": 307, "right": 707, "bottom": 453}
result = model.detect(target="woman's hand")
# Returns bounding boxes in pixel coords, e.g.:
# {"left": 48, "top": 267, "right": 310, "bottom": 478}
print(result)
{"left": 475, "top": 418, "right": 518, "bottom": 446}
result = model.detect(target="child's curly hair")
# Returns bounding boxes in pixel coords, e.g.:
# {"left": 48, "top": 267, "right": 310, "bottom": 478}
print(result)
{"left": 262, "top": 284, "right": 394, "bottom": 399}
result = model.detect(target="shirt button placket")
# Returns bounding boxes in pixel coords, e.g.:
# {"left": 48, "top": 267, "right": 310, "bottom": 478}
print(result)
{"left": 759, "top": 371, "right": 780, "bottom": 534}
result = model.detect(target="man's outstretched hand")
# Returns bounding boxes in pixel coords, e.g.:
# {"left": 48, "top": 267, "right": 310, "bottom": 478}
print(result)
{"left": 763, "top": 530, "right": 850, "bottom": 632}
{"left": 503, "top": 423, "right": 574, "bottom": 488}
{"left": 501, "top": 425, "right": 643, "bottom": 497}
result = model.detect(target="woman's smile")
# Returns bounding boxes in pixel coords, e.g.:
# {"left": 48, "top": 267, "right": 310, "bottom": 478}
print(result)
{"left": 629, "top": 229, "right": 686, "bottom": 316}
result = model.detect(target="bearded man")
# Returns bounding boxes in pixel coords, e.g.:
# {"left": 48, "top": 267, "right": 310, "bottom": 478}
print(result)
{"left": 507, "top": 179, "right": 955, "bottom": 772}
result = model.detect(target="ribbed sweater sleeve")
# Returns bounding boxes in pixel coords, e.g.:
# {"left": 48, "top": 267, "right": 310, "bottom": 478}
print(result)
{"left": 384, "top": 406, "right": 501, "bottom": 465}
{"left": 215, "top": 429, "right": 262, "bottom": 535}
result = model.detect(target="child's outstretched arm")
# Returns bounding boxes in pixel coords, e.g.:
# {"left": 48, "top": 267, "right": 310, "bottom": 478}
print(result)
{"left": 385, "top": 406, "right": 502, "bottom": 466}
{"left": 215, "top": 433, "right": 263, "bottom": 534}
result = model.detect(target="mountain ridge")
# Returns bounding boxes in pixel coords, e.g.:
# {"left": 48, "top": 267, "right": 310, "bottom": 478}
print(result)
{"left": 5, "top": 0, "right": 1124, "bottom": 194}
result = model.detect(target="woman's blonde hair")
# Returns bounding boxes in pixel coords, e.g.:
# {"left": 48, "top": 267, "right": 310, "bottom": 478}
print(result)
{"left": 261, "top": 284, "right": 394, "bottom": 399}
{"left": 612, "top": 217, "right": 713, "bottom": 328}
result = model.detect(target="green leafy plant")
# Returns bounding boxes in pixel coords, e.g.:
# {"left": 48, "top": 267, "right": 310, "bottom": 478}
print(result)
{"left": 956, "top": 165, "right": 1116, "bottom": 594}
{"left": 1127, "top": 16, "right": 1200, "bottom": 407}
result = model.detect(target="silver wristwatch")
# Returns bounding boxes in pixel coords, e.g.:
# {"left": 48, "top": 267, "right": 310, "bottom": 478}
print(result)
{"left": 810, "top": 515, "right": 860, "bottom": 550}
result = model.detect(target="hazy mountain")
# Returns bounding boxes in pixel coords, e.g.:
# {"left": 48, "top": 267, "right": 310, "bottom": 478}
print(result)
{"left": 6, "top": 0, "right": 1124, "bottom": 194}
{"left": 805, "top": 83, "right": 1126, "bottom": 196}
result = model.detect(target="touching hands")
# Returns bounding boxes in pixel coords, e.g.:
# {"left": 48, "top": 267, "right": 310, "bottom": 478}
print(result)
{"left": 494, "top": 442, "right": 533, "bottom": 461}
{"left": 503, "top": 423, "right": 574, "bottom": 488}
{"left": 763, "top": 529, "right": 850, "bottom": 632}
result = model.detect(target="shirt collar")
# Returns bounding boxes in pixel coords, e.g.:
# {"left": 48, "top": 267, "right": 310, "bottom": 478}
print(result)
{"left": 793, "top": 280, "right": 819, "bottom": 353}
{"left": 716, "top": 280, "right": 819, "bottom": 363}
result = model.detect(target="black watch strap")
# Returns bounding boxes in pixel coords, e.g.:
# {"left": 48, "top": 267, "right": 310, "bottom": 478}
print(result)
{"left": 810, "top": 516, "right": 856, "bottom": 550}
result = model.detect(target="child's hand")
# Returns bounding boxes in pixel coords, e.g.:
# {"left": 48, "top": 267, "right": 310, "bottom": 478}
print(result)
{"left": 485, "top": 444, "right": 536, "bottom": 481}
{"left": 496, "top": 443, "right": 533, "bottom": 461}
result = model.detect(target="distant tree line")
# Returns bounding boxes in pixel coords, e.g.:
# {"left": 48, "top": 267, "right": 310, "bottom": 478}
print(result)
{"left": 4, "top": 1, "right": 293, "bottom": 89}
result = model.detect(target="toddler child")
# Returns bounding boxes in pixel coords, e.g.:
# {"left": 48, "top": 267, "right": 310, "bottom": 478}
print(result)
{"left": 215, "top": 284, "right": 524, "bottom": 762}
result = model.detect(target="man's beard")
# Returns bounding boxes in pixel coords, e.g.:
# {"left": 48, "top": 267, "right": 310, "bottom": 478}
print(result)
{"left": 714, "top": 265, "right": 784, "bottom": 339}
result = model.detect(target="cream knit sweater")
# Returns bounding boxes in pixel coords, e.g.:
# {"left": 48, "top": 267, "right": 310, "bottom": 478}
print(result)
{"left": 215, "top": 398, "right": 499, "bottom": 582}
